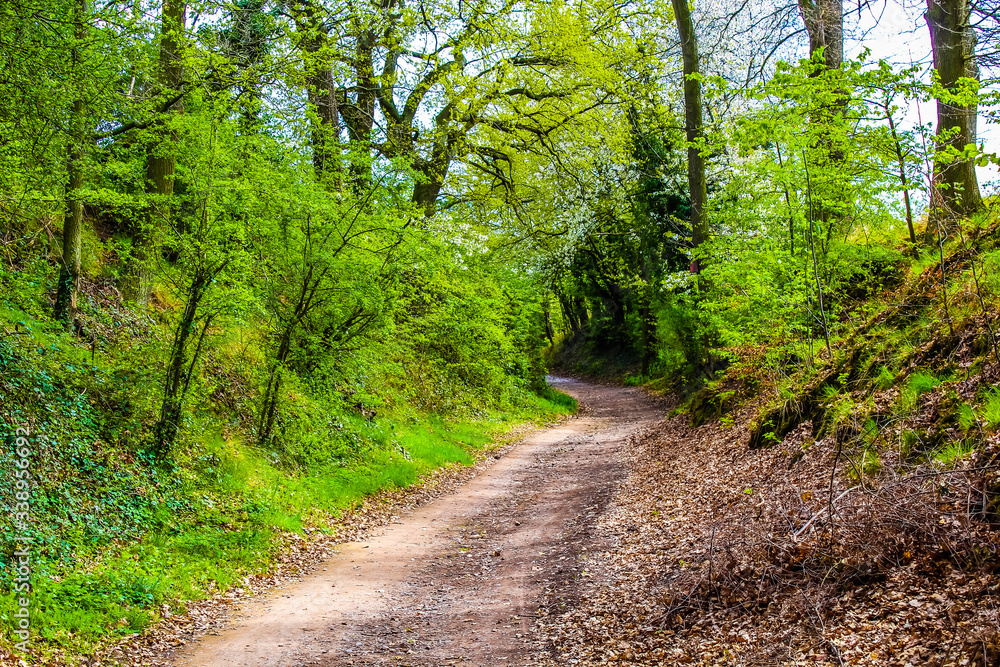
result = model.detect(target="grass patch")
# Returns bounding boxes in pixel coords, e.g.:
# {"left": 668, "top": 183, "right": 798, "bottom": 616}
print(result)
{"left": 901, "top": 372, "right": 944, "bottom": 410}
{"left": 910, "top": 248, "right": 942, "bottom": 276}
{"left": 847, "top": 447, "right": 882, "bottom": 482}
{"left": 874, "top": 366, "right": 896, "bottom": 391}
{"left": 981, "top": 387, "right": 1000, "bottom": 429}
{"left": 623, "top": 373, "right": 648, "bottom": 387}
{"left": 0, "top": 378, "right": 575, "bottom": 659}
{"left": 934, "top": 439, "right": 975, "bottom": 467}
{"left": 958, "top": 403, "right": 978, "bottom": 431}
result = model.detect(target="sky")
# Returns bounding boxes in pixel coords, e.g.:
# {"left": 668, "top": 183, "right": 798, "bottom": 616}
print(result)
{"left": 848, "top": 0, "right": 1000, "bottom": 194}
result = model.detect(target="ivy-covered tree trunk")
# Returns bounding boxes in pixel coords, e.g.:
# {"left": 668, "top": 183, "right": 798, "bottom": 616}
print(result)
{"left": 412, "top": 158, "right": 449, "bottom": 218}
{"left": 339, "top": 28, "right": 376, "bottom": 191}
{"left": 54, "top": 0, "right": 89, "bottom": 330}
{"left": 306, "top": 63, "right": 341, "bottom": 187}
{"left": 411, "top": 129, "right": 455, "bottom": 218}
{"left": 293, "top": 4, "right": 344, "bottom": 190}
{"left": 925, "top": 0, "right": 981, "bottom": 238}
{"left": 672, "top": 0, "right": 715, "bottom": 376}
{"left": 55, "top": 143, "right": 84, "bottom": 329}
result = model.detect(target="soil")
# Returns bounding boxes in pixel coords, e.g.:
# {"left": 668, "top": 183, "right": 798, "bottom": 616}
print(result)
{"left": 171, "top": 378, "right": 665, "bottom": 667}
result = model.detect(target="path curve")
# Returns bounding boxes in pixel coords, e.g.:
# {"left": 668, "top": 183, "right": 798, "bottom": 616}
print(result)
{"left": 172, "top": 378, "right": 663, "bottom": 667}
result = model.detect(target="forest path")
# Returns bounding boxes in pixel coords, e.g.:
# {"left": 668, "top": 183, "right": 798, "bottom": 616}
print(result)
{"left": 171, "top": 378, "right": 664, "bottom": 667}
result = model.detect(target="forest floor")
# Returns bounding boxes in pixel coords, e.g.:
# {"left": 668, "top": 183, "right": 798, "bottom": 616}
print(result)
{"left": 109, "top": 377, "right": 997, "bottom": 667}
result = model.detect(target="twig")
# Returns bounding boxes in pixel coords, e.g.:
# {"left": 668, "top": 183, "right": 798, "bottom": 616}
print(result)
{"left": 793, "top": 488, "right": 854, "bottom": 541}
{"left": 708, "top": 525, "right": 717, "bottom": 602}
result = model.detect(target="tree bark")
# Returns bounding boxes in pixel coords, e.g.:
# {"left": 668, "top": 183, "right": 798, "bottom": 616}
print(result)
{"left": 572, "top": 296, "right": 589, "bottom": 330}
{"left": 306, "top": 61, "right": 342, "bottom": 187}
{"left": 339, "top": 29, "right": 376, "bottom": 191}
{"left": 557, "top": 292, "right": 579, "bottom": 333}
{"left": 797, "top": 0, "right": 844, "bottom": 69}
{"left": 411, "top": 159, "right": 449, "bottom": 218}
{"left": 55, "top": 143, "right": 84, "bottom": 328}
{"left": 925, "top": 0, "right": 981, "bottom": 238}
{"left": 671, "top": 0, "right": 708, "bottom": 275}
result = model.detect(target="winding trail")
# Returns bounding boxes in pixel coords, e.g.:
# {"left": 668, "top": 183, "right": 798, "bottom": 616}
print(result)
{"left": 172, "top": 378, "right": 663, "bottom": 667}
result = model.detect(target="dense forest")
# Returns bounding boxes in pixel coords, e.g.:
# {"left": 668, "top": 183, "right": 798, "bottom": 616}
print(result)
{"left": 0, "top": 0, "right": 998, "bottom": 662}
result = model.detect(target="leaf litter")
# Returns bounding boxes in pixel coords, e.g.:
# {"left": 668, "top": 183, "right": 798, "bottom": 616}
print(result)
{"left": 532, "top": 396, "right": 1000, "bottom": 667}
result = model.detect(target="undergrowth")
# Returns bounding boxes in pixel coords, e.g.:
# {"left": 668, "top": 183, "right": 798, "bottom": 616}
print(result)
{"left": 0, "top": 260, "right": 575, "bottom": 660}
{"left": 665, "top": 207, "right": 1000, "bottom": 617}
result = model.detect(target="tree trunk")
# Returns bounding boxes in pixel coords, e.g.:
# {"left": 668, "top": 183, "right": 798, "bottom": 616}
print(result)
{"left": 887, "top": 113, "right": 917, "bottom": 254}
{"left": 258, "top": 263, "right": 326, "bottom": 445}
{"left": 797, "top": 0, "right": 844, "bottom": 69}
{"left": 123, "top": 0, "right": 186, "bottom": 307}
{"left": 259, "top": 323, "right": 295, "bottom": 445}
{"left": 55, "top": 146, "right": 84, "bottom": 329}
{"left": 543, "top": 301, "right": 555, "bottom": 346}
{"left": 925, "top": 0, "right": 981, "bottom": 239}
{"left": 54, "top": 0, "right": 88, "bottom": 329}
{"left": 572, "top": 296, "right": 589, "bottom": 330}
{"left": 412, "top": 152, "right": 450, "bottom": 218}
{"left": 340, "top": 30, "right": 376, "bottom": 191}
{"left": 156, "top": 266, "right": 210, "bottom": 454}
{"left": 558, "top": 292, "right": 580, "bottom": 333}
{"left": 306, "top": 65, "right": 341, "bottom": 187}
{"left": 640, "top": 299, "right": 655, "bottom": 376}
{"left": 295, "top": 9, "right": 343, "bottom": 190}
{"left": 671, "top": 0, "right": 708, "bottom": 275}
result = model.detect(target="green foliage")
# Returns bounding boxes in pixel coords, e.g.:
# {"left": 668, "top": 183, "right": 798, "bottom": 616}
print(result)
{"left": 0, "top": 295, "right": 575, "bottom": 651}
{"left": 980, "top": 388, "right": 1000, "bottom": 430}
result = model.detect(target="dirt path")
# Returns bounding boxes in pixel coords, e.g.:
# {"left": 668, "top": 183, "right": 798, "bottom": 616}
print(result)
{"left": 171, "top": 378, "right": 663, "bottom": 667}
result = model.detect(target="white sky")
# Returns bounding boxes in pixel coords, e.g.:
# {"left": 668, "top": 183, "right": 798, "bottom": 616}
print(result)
{"left": 848, "top": 0, "right": 999, "bottom": 194}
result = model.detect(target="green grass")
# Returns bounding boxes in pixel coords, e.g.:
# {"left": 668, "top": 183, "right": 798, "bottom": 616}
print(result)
{"left": 955, "top": 389, "right": 1000, "bottom": 432}
{"left": 1, "top": 379, "right": 575, "bottom": 658}
{"left": 623, "top": 373, "right": 649, "bottom": 386}
{"left": 934, "top": 439, "right": 975, "bottom": 467}
{"left": 981, "top": 387, "right": 1000, "bottom": 429}
{"left": 958, "top": 402, "right": 977, "bottom": 431}
{"left": 901, "top": 372, "right": 944, "bottom": 410}
{"left": 874, "top": 366, "right": 897, "bottom": 391}
{"left": 910, "top": 248, "right": 943, "bottom": 276}
{"left": 847, "top": 447, "right": 881, "bottom": 482}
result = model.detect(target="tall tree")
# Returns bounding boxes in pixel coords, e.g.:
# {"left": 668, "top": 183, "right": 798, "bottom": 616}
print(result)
{"left": 123, "top": 0, "right": 187, "bottom": 306}
{"left": 54, "top": 0, "right": 90, "bottom": 329}
{"left": 671, "top": 0, "right": 708, "bottom": 276}
{"left": 925, "top": 0, "right": 982, "bottom": 235}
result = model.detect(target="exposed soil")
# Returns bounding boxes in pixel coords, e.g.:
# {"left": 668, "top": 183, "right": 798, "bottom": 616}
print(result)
{"left": 170, "top": 379, "right": 665, "bottom": 667}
